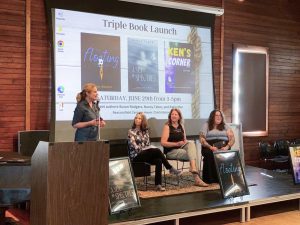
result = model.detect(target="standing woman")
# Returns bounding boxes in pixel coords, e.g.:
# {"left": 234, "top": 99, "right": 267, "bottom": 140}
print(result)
{"left": 128, "top": 112, "right": 182, "bottom": 191}
{"left": 199, "top": 109, "right": 235, "bottom": 184}
{"left": 161, "top": 108, "right": 208, "bottom": 187}
{"left": 72, "top": 83, "right": 106, "bottom": 141}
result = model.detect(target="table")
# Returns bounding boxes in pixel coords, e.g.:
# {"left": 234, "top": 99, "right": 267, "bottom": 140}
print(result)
{"left": 0, "top": 152, "right": 31, "bottom": 225}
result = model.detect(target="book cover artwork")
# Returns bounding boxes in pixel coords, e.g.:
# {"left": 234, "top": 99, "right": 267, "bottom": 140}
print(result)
{"left": 128, "top": 38, "right": 159, "bottom": 92}
{"left": 165, "top": 42, "right": 194, "bottom": 93}
{"left": 81, "top": 33, "right": 121, "bottom": 91}
{"left": 289, "top": 145, "right": 300, "bottom": 184}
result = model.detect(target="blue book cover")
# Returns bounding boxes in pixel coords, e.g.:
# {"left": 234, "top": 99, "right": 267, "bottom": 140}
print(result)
{"left": 128, "top": 38, "right": 159, "bottom": 92}
{"left": 81, "top": 33, "right": 121, "bottom": 91}
{"left": 165, "top": 42, "right": 194, "bottom": 93}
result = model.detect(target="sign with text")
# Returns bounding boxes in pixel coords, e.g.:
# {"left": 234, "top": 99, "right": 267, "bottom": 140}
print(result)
{"left": 214, "top": 150, "right": 249, "bottom": 198}
{"left": 108, "top": 157, "right": 140, "bottom": 214}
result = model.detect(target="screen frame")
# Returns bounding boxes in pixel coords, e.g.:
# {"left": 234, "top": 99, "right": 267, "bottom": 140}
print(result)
{"left": 45, "top": 0, "right": 217, "bottom": 142}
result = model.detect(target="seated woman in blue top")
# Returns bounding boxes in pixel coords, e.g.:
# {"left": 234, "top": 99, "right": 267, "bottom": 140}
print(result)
{"left": 199, "top": 109, "right": 235, "bottom": 184}
{"left": 161, "top": 108, "right": 208, "bottom": 187}
{"left": 72, "top": 83, "right": 106, "bottom": 141}
{"left": 128, "top": 112, "right": 182, "bottom": 191}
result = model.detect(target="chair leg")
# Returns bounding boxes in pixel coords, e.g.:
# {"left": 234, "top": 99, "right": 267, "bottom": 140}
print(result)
{"left": 163, "top": 168, "right": 167, "bottom": 188}
{"left": 145, "top": 176, "right": 148, "bottom": 191}
{"left": 177, "top": 160, "right": 180, "bottom": 185}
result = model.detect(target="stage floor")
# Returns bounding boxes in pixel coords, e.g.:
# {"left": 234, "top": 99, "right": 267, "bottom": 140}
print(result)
{"left": 109, "top": 166, "right": 300, "bottom": 225}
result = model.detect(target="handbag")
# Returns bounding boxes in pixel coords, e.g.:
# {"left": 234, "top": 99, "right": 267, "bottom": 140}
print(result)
{"left": 213, "top": 140, "right": 227, "bottom": 149}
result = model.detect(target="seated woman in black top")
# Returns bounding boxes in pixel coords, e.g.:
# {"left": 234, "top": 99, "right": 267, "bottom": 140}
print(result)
{"left": 161, "top": 108, "right": 208, "bottom": 187}
{"left": 128, "top": 112, "right": 182, "bottom": 191}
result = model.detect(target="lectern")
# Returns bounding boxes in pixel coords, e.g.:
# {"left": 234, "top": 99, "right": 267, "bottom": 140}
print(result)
{"left": 30, "top": 141, "right": 109, "bottom": 225}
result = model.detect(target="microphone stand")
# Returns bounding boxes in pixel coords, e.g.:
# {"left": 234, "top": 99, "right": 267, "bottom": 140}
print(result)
{"left": 98, "top": 116, "right": 101, "bottom": 141}
{"left": 97, "top": 100, "right": 101, "bottom": 141}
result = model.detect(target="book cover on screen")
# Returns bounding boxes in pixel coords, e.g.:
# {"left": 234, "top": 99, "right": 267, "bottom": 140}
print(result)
{"left": 165, "top": 42, "right": 194, "bottom": 93}
{"left": 127, "top": 38, "right": 159, "bottom": 92}
{"left": 81, "top": 33, "right": 121, "bottom": 91}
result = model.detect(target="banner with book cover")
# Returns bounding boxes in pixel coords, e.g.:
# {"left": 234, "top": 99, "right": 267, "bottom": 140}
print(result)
{"left": 214, "top": 150, "right": 249, "bottom": 198}
{"left": 289, "top": 145, "right": 300, "bottom": 184}
{"left": 108, "top": 157, "right": 140, "bottom": 214}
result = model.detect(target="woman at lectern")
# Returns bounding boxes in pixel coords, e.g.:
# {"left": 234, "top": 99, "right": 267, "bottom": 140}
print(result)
{"left": 199, "top": 109, "right": 235, "bottom": 184}
{"left": 128, "top": 112, "right": 182, "bottom": 191}
{"left": 72, "top": 83, "right": 105, "bottom": 141}
{"left": 161, "top": 108, "right": 208, "bottom": 187}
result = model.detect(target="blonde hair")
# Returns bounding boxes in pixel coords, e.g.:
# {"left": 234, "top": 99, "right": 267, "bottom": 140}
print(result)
{"left": 76, "top": 83, "right": 97, "bottom": 103}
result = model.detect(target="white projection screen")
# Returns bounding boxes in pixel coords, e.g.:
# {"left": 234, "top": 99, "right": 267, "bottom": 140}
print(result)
{"left": 48, "top": 1, "right": 216, "bottom": 141}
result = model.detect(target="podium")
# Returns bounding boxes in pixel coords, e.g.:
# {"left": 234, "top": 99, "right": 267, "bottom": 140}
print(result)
{"left": 30, "top": 141, "right": 109, "bottom": 225}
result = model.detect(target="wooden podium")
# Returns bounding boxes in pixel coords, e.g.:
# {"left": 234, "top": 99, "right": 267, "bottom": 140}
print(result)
{"left": 30, "top": 141, "right": 109, "bottom": 225}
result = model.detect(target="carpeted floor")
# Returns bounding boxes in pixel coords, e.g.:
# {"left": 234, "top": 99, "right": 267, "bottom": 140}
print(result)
{"left": 136, "top": 172, "right": 220, "bottom": 199}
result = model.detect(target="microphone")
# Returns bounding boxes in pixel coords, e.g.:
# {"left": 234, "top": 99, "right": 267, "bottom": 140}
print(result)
{"left": 95, "top": 96, "right": 100, "bottom": 110}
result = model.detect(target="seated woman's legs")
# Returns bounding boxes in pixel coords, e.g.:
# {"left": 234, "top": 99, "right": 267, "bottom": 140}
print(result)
{"left": 145, "top": 148, "right": 172, "bottom": 170}
{"left": 133, "top": 149, "right": 163, "bottom": 184}
{"left": 201, "top": 147, "right": 218, "bottom": 183}
{"left": 151, "top": 158, "right": 162, "bottom": 186}
{"left": 183, "top": 141, "right": 199, "bottom": 172}
{"left": 141, "top": 148, "right": 181, "bottom": 175}
{"left": 166, "top": 146, "right": 208, "bottom": 187}
{"left": 133, "top": 148, "right": 181, "bottom": 190}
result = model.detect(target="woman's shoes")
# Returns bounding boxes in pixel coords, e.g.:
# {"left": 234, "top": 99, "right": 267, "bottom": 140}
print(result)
{"left": 169, "top": 167, "right": 183, "bottom": 176}
{"left": 155, "top": 185, "right": 166, "bottom": 191}
{"left": 189, "top": 170, "right": 200, "bottom": 176}
{"left": 194, "top": 179, "right": 209, "bottom": 187}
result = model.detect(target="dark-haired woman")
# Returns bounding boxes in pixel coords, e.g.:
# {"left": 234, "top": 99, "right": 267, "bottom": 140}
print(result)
{"left": 161, "top": 108, "right": 208, "bottom": 187}
{"left": 128, "top": 112, "right": 182, "bottom": 191}
{"left": 199, "top": 109, "right": 235, "bottom": 184}
{"left": 72, "top": 83, "right": 105, "bottom": 141}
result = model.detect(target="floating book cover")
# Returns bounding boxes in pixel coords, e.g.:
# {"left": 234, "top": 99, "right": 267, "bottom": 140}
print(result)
{"left": 127, "top": 38, "right": 158, "bottom": 92}
{"left": 165, "top": 42, "right": 194, "bottom": 93}
{"left": 214, "top": 150, "right": 249, "bottom": 198}
{"left": 81, "top": 33, "right": 121, "bottom": 91}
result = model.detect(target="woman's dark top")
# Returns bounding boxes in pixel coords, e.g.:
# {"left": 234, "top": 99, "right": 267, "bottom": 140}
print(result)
{"left": 72, "top": 99, "right": 100, "bottom": 141}
{"left": 163, "top": 124, "right": 184, "bottom": 154}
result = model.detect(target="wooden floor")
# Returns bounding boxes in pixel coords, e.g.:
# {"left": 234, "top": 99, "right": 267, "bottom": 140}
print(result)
{"left": 226, "top": 201, "right": 300, "bottom": 225}
{"left": 150, "top": 200, "right": 300, "bottom": 225}
{"left": 227, "top": 211, "right": 300, "bottom": 225}
{"left": 5, "top": 206, "right": 300, "bottom": 225}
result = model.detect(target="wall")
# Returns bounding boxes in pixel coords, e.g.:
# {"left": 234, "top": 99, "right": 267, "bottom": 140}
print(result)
{"left": 0, "top": 0, "right": 50, "bottom": 151}
{"left": 222, "top": 0, "right": 300, "bottom": 165}
{"left": 0, "top": 0, "right": 300, "bottom": 166}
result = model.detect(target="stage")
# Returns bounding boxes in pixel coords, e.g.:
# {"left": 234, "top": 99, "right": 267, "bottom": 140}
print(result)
{"left": 109, "top": 166, "right": 300, "bottom": 225}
